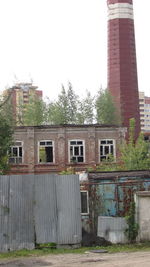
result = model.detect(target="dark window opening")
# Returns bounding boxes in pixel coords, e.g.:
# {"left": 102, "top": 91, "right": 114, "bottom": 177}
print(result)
{"left": 39, "top": 141, "right": 54, "bottom": 163}
{"left": 78, "top": 157, "right": 84, "bottom": 163}
{"left": 81, "top": 191, "right": 88, "bottom": 214}
{"left": 9, "top": 143, "right": 23, "bottom": 164}
{"left": 74, "top": 146, "right": 79, "bottom": 156}
{"left": 69, "top": 140, "right": 84, "bottom": 163}
{"left": 100, "top": 139, "right": 115, "bottom": 161}
{"left": 104, "top": 146, "right": 109, "bottom": 155}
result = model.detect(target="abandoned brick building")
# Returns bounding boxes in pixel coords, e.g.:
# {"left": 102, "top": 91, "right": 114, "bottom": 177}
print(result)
{"left": 8, "top": 124, "right": 126, "bottom": 175}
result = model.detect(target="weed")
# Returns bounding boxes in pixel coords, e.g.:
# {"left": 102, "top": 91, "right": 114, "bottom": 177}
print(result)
{"left": 1, "top": 243, "right": 150, "bottom": 259}
{"left": 125, "top": 202, "right": 139, "bottom": 243}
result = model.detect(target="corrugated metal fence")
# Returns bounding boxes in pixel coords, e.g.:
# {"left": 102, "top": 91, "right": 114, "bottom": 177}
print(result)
{"left": 0, "top": 174, "right": 81, "bottom": 252}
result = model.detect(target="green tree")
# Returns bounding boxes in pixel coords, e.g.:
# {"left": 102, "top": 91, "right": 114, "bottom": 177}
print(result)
{"left": 0, "top": 96, "right": 13, "bottom": 174}
{"left": 22, "top": 95, "right": 47, "bottom": 126}
{"left": 47, "top": 86, "right": 69, "bottom": 124}
{"left": 47, "top": 83, "right": 79, "bottom": 124}
{"left": 47, "top": 101, "right": 66, "bottom": 125}
{"left": 125, "top": 202, "right": 139, "bottom": 243}
{"left": 82, "top": 90, "right": 94, "bottom": 124}
{"left": 76, "top": 101, "right": 85, "bottom": 124}
{"left": 67, "top": 82, "right": 79, "bottom": 123}
{"left": 0, "top": 90, "right": 15, "bottom": 125}
{"left": 76, "top": 91, "right": 94, "bottom": 124}
{"left": 95, "top": 88, "right": 120, "bottom": 125}
{"left": 120, "top": 118, "right": 150, "bottom": 170}
{"left": 58, "top": 85, "right": 70, "bottom": 123}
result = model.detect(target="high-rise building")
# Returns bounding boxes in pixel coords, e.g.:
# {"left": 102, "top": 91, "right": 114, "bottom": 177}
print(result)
{"left": 139, "top": 92, "right": 150, "bottom": 132}
{"left": 3, "top": 83, "right": 43, "bottom": 125}
{"left": 107, "top": 0, "right": 140, "bottom": 138}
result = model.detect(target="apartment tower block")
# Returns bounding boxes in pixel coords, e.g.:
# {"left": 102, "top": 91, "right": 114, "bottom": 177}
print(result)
{"left": 3, "top": 83, "right": 43, "bottom": 125}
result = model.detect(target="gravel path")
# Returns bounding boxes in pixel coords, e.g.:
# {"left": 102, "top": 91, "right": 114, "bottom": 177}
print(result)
{"left": 0, "top": 251, "right": 150, "bottom": 267}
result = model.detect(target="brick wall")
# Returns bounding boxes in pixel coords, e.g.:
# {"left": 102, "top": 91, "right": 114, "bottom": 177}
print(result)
{"left": 107, "top": 0, "right": 140, "bottom": 139}
{"left": 9, "top": 125, "right": 126, "bottom": 175}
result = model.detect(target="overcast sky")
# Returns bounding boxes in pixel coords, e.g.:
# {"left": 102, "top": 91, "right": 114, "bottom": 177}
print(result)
{"left": 0, "top": 0, "right": 149, "bottom": 100}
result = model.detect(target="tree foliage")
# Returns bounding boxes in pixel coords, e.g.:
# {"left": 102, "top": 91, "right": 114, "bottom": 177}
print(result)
{"left": 15, "top": 84, "right": 122, "bottom": 126}
{"left": 91, "top": 118, "right": 150, "bottom": 172}
{"left": 0, "top": 95, "right": 13, "bottom": 174}
{"left": 67, "top": 82, "right": 79, "bottom": 123}
{"left": 120, "top": 118, "right": 150, "bottom": 170}
{"left": 22, "top": 95, "right": 47, "bottom": 126}
{"left": 77, "top": 91, "right": 94, "bottom": 124}
{"left": 47, "top": 86, "right": 70, "bottom": 124}
{"left": 0, "top": 90, "right": 14, "bottom": 126}
{"left": 125, "top": 202, "right": 139, "bottom": 243}
{"left": 95, "top": 88, "right": 120, "bottom": 125}
{"left": 47, "top": 83, "right": 79, "bottom": 124}
{"left": 16, "top": 84, "right": 121, "bottom": 126}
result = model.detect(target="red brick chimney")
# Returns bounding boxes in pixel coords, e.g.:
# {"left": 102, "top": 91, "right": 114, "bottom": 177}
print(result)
{"left": 107, "top": 0, "right": 140, "bottom": 139}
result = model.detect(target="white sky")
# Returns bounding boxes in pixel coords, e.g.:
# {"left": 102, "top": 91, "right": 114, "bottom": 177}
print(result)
{"left": 0, "top": 0, "right": 149, "bottom": 100}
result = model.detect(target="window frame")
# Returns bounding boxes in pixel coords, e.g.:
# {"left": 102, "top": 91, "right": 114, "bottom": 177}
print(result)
{"left": 99, "top": 139, "right": 116, "bottom": 162}
{"left": 68, "top": 139, "right": 85, "bottom": 163}
{"left": 9, "top": 141, "right": 23, "bottom": 164}
{"left": 80, "top": 190, "right": 89, "bottom": 215}
{"left": 38, "top": 140, "right": 55, "bottom": 164}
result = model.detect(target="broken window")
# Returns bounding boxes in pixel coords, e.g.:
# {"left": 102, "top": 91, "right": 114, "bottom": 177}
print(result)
{"left": 69, "top": 140, "right": 84, "bottom": 163}
{"left": 39, "top": 140, "right": 54, "bottom": 163}
{"left": 9, "top": 141, "right": 23, "bottom": 164}
{"left": 100, "top": 139, "right": 115, "bottom": 161}
{"left": 81, "top": 191, "right": 89, "bottom": 214}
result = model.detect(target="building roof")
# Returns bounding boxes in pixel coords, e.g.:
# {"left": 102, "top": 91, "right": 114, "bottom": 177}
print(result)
{"left": 14, "top": 124, "right": 126, "bottom": 130}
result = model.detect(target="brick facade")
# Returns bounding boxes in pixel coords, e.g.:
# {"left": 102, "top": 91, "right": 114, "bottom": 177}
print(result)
{"left": 107, "top": 0, "right": 140, "bottom": 138}
{"left": 3, "top": 83, "right": 43, "bottom": 125}
{"left": 108, "top": 0, "right": 132, "bottom": 4}
{"left": 9, "top": 125, "right": 126, "bottom": 175}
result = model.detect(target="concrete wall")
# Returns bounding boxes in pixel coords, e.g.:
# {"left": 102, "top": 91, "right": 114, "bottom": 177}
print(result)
{"left": 97, "top": 216, "right": 128, "bottom": 244}
{"left": 135, "top": 191, "right": 150, "bottom": 242}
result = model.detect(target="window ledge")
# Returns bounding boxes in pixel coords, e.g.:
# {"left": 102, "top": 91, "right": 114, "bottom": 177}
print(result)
{"left": 66, "top": 163, "right": 87, "bottom": 166}
{"left": 35, "top": 163, "right": 58, "bottom": 166}
{"left": 10, "top": 164, "right": 28, "bottom": 166}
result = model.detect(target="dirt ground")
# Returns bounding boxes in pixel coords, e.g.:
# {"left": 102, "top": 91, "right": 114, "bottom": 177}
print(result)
{"left": 0, "top": 251, "right": 150, "bottom": 267}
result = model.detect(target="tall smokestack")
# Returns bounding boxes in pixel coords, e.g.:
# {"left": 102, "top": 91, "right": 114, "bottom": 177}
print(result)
{"left": 107, "top": 0, "right": 140, "bottom": 138}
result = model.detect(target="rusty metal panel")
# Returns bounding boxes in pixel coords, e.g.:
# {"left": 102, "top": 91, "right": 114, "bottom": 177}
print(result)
{"left": 34, "top": 174, "right": 57, "bottom": 244}
{"left": 93, "top": 183, "right": 117, "bottom": 216}
{"left": 56, "top": 175, "right": 82, "bottom": 245}
{"left": 88, "top": 176, "right": 150, "bottom": 218}
{"left": 117, "top": 182, "right": 145, "bottom": 216}
{"left": 0, "top": 175, "right": 10, "bottom": 252}
{"left": 8, "top": 175, "right": 35, "bottom": 250}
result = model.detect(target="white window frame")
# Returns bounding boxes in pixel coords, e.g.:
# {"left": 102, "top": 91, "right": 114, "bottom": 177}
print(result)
{"left": 9, "top": 141, "right": 23, "bottom": 164}
{"left": 38, "top": 140, "right": 55, "bottom": 164}
{"left": 68, "top": 140, "right": 85, "bottom": 163}
{"left": 99, "top": 139, "right": 116, "bottom": 162}
{"left": 80, "top": 190, "right": 89, "bottom": 215}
